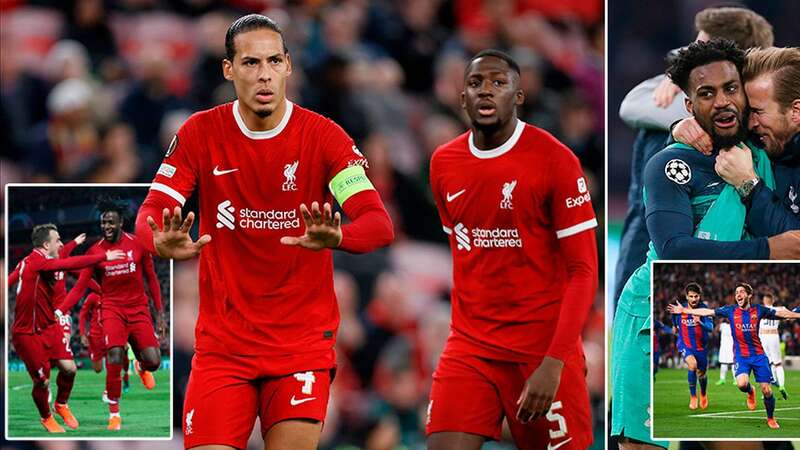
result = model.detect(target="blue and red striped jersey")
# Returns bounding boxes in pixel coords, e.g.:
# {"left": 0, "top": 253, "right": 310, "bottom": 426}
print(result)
{"left": 672, "top": 301, "right": 712, "bottom": 351}
{"left": 715, "top": 304, "right": 777, "bottom": 358}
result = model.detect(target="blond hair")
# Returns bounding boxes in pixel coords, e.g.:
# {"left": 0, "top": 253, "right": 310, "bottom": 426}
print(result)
{"left": 695, "top": 7, "right": 774, "bottom": 49}
{"left": 744, "top": 47, "right": 800, "bottom": 111}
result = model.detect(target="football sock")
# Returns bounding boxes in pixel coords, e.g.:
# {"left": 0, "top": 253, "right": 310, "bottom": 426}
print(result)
{"left": 775, "top": 365, "right": 785, "bottom": 388}
{"left": 106, "top": 360, "right": 123, "bottom": 414}
{"left": 765, "top": 394, "right": 776, "bottom": 418}
{"left": 699, "top": 374, "right": 708, "bottom": 395}
{"left": 688, "top": 371, "right": 697, "bottom": 396}
{"left": 55, "top": 371, "right": 75, "bottom": 404}
{"left": 32, "top": 385, "right": 51, "bottom": 418}
{"left": 720, "top": 364, "right": 729, "bottom": 380}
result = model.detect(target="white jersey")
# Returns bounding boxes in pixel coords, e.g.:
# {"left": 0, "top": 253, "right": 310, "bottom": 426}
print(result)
{"left": 760, "top": 306, "right": 785, "bottom": 364}
{"left": 718, "top": 322, "right": 734, "bottom": 364}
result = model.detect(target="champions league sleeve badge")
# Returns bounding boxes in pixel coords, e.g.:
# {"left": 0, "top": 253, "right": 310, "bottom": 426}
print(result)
{"left": 665, "top": 159, "right": 691, "bottom": 185}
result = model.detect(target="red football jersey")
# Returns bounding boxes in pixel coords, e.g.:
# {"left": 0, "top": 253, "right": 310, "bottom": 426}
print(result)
{"left": 81, "top": 233, "right": 160, "bottom": 310}
{"left": 430, "top": 120, "right": 597, "bottom": 361}
{"left": 10, "top": 249, "right": 104, "bottom": 334}
{"left": 148, "top": 100, "right": 368, "bottom": 367}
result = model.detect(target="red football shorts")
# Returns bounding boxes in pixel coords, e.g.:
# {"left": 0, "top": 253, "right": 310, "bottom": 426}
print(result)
{"left": 182, "top": 351, "right": 332, "bottom": 449}
{"left": 88, "top": 325, "right": 106, "bottom": 362}
{"left": 12, "top": 324, "right": 74, "bottom": 383}
{"left": 426, "top": 348, "right": 591, "bottom": 450}
{"left": 102, "top": 305, "right": 159, "bottom": 351}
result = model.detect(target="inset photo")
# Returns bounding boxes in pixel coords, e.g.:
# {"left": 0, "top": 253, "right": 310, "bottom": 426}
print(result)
{"left": 651, "top": 261, "right": 800, "bottom": 440}
{"left": 5, "top": 184, "right": 172, "bottom": 439}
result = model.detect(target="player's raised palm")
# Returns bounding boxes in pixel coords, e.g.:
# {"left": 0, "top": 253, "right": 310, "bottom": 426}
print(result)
{"left": 281, "top": 201, "right": 342, "bottom": 251}
{"left": 146, "top": 206, "right": 211, "bottom": 261}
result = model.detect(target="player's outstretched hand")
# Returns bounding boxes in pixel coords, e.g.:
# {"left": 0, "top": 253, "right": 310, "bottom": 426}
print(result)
{"left": 667, "top": 301, "right": 684, "bottom": 314}
{"left": 516, "top": 356, "right": 563, "bottom": 424}
{"left": 74, "top": 233, "right": 87, "bottom": 246}
{"left": 768, "top": 230, "right": 800, "bottom": 260}
{"left": 280, "top": 201, "right": 342, "bottom": 251}
{"left": 673, "top": 117, "right": 712, "bottom": 155}
{"left": 106, "top": 249, "right": 125, "bottom": 261}
{"left": 147, "top": 206, "right": 212, "bottom": 261}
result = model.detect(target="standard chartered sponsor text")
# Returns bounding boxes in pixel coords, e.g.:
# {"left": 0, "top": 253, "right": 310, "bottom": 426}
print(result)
{"left": 239, "top": 207, "right": 300, "bottom": 230}
{"left": 471, "top": 227, "right": 522, "bottom": 248}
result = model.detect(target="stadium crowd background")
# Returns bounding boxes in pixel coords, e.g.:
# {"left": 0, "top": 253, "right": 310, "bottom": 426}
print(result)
{"left": 607, "top": 1, "right": 800, "bottom": 308}
{"left": 652, "top": 263, "right": 800, "bottom": 370}
{"left": 1, "top": 0, "right": 604, "bottom": 449}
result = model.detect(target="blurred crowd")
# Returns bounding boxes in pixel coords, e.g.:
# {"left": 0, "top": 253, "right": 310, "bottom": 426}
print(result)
{"left": 1, "top": 0, "right": 604, "bottom": 449}
{"left": 653, "top": 263, "right": 800, "bottom": 369}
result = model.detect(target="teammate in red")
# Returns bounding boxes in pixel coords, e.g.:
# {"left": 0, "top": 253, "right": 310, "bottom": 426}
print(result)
{"left": 9, "top": 223, "right": 123, "bottom": 432}
{"left": 62, "top": 200, "right": 165, "bottom": 430}
{"left": 426, "top": 50, "right": 599, "bottom": 450}
{"left": 78, "top": 292, "right": 133, "bottom": 398}
{"left": 133, "top": 14, "right": 393, "bottom": 450}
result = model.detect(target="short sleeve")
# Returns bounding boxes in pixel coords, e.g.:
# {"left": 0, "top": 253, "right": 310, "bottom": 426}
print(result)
{"left": 429, "top": 150, "right": 454, "bottom": 231}
{"left": 643, "top": 150, "right": 693, "bottom": 218}
{"left": 149, "top": 115, "right": 200, "bottom": 206}
{"left": 547, "top": 140, "right": 597, "bottom": 239}
{"left": 758, "top": 305, "right": 778, "bottom": 320}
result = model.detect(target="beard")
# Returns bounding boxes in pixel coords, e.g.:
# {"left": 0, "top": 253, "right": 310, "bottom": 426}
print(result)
{"left": 255, "top": 108, "right": 272, "bottom": 118}
{"left": 703, "top": 107, "right": 750, "bottom": 152}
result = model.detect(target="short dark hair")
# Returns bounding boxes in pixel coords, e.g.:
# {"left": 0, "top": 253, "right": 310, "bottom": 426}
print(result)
{"left": 466, "top": 49, "right": 521, "bottom": 78}
{"left": 667, "top": 38, "right": 745, "bottom": 93}
{"left": 97, "top": 197, "right": 126, "bottom": 219}
{"left": 685, "top": 282, "right": 702, "bottom": 296}
{"left": 225, "top": 14, "right": 288, "bottom": 61}
{"left": 31, "top": 223, "right": 57, "bottom": 247}
{"left": 736, "top": 282, "right": 754, "bottom": 295}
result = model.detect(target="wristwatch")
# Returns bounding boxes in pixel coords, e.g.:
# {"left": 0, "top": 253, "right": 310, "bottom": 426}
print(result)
{"left": 736, "top": 177, "right": 760, "bottom": 200}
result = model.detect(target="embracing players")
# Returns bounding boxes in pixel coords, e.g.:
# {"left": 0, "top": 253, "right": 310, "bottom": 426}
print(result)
{"left": 9, "top": 223, "right": 123, "bottom": 432}
{"left": 671, "top": 283, "right": 712, "bottom": 410}
{"left": 62, "top": 199, "right": 166, "bottom": 430}
{"left": 135, "top": 14, "right": 393, "bottom": 450}
{"left": 426, "top": 49, "right": 598, "bottom": 450}
{"left": 669, "top": 282, "right": 800, "bottom": 429}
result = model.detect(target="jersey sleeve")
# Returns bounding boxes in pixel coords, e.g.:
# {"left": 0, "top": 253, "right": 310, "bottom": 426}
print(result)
{"left": 643, "top": 150, "right": 693, "bottom": 218}
{"left": 758, "top": 304, "right": 778, "bottom": 320}
{"left": 319, "top": 118, "right": 375, "bottom": 206}
{"left": 714, "top": 306, "right": 731, "bottom": 318}
{"left": 429, "top": 150, "right": 454, "bottom": 232}
{"left": 546, "top": 140, "right": 597, "bottom": 239}
{"left": 8, "top": 261, "right": 21, "bottom": 287}
{"left": 149, "top": 116, "right": 200, "bottom": 207}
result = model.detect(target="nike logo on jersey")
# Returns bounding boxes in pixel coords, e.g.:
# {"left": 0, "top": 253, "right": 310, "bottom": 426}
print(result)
{"left": 706, "top": 181, "right": 721, "bottom": 188}
{"left": 290, "top": 396, "right": 316, "bottom": 406}
{"left": 446, "top": 189, "right": 466, "bottom": 202}
{"left": 213, "top": 166, "right": 239, "bottom": 176}
{"left": 547, "top": 438, "right": 572, "bottom": 450}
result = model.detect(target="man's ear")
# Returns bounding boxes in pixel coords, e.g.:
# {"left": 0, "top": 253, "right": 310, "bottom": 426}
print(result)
{"left": 223, "top": 59, "right": 233, "bottom": 81}
{"left": 685, "top": 97, "right": 693, "bottom": 115}
{"left": 790, "top": 98, "right": 800, "bottom": 125}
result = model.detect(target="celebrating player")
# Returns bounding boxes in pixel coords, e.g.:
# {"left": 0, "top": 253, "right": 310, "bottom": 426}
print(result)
{"left": 62, "top": 199, "right": 165, "bottom": 430}
{"left": 671, "top": 283, "right": 712, "bottom": 409}
{"left": 758, "top": 292, "right": 789, "bottom": 400}
{"left": 611, "top": 38, "right": 800, "bottom": 450}
{"left": 9, "top": 223, "right": 123, "bottom": 432}
{"left": 134, "top": 14, "right": 393, "bottom": 450}
{"left": 426, "top": 49, "right": 598, "bottom": 450}
{"left": 78, "top": 292, "right": 132, "bottom": 395}
{"left": 668, "top": 282, "right": 800, "bottom": 429}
